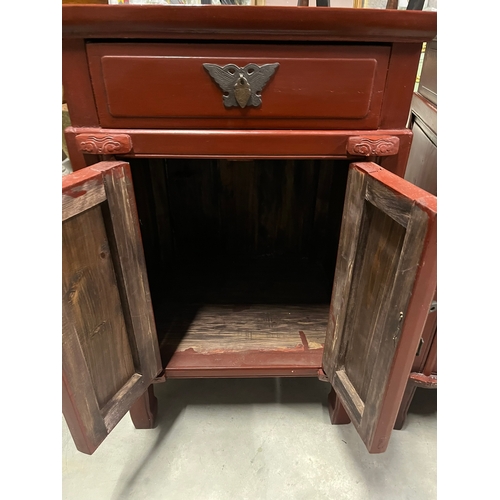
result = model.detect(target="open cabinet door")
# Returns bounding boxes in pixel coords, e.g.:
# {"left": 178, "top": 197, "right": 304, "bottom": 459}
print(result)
{"left": 322, "top": 162, "right": 436, "bottom": 454}
{"left": 62, "top": 161, "right": 162, "bottom": 455}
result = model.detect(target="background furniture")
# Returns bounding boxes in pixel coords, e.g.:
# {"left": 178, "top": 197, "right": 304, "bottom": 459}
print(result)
{"left": 395, "top": 37, "right": 437, "bottom": 428}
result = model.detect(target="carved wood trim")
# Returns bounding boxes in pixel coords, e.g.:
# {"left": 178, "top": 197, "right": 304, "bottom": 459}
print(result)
{"left": 76, "top": 134, "right": 133, "bottom": 155}
{"left": 347, "top": 136, "right": 400, "bottom": 156}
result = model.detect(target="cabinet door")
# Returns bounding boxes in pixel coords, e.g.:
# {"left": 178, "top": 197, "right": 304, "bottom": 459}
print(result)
{"left": 62, "top": 161, "right": 162, "bottom": 455}
{"left": 322, "top": 162, "right": 436, "bottom": 454}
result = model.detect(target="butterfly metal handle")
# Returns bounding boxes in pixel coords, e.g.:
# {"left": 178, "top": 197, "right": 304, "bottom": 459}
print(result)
{"left": 203, "top": 63, "right": 280, "bottom": 109}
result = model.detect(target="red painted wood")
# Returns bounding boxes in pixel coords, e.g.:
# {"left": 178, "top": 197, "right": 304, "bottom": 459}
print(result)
{"left": 62, "top": 6, "right": 437, "bottom": 43}
{"left": 163, "top": 347, "right": 323, "bottom": 379}
{"left": 62, "top": 39, "right": 99, "bottom": 127}
{"left": 393, "top": 382, "right": 416, "bottom": 430}
{"left": 409, "top": 372, "right": 437, "bottom": 388}
{"left": 129, "top": 385, "right": 158, "bottom": 429}
{"left": 64, "top": 129, "right": 99, "bottom": 172}
{"left": 346, "top": 136, "right": 400, "bottom": 156}
{"left": 378, "top": 130, "right": 413, "bottom": 177}
{"left": 351, "top": 163, "right": 437, "bottom": 452}
{"left": 352, "top": 162, "right": 436, "bottom": 215}
{"left": 62, "top": 162, "right": 103, "bottom": 194}
{"left": 328, "top": 389, "right": 351, "bottom": 425}
{"left": 61, "top": 6, "right": 437, "bottom": 454}
{"left": 87, "top": 43, "right": 390, "bottom": 130}
{"left": 65, "top": 127, "right": 413, "bottom": 168}
{"left": 422, "top": 330, "right": 437, "bottom": 376}
{"left": 76, "top": 133, "right": 132, "bottom": 155}
{"left": 379, "top": 43, "right": 424, "bottom": 129}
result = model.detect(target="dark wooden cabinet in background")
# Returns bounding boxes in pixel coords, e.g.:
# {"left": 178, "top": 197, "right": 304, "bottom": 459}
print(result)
{"left": 62, "top": 5, "right": 437, "bottom": 455}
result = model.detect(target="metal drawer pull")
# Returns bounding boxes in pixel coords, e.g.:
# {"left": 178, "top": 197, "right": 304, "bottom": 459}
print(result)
{"left": 203, "top": 63, "right": 279, "bottom": 109}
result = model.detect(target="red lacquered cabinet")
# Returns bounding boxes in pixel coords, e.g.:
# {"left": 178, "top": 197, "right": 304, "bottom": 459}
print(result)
{"left": 62, "top": 4, "right": 437, "bottom": 455}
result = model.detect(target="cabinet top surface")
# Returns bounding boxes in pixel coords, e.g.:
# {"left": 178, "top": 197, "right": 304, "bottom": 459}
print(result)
{"left": 62, "top": 5, "right": 436, "bottom": 43}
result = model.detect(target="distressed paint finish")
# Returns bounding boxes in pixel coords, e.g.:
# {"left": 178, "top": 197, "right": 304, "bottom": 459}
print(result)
{"left": 61, "top": 6, "right": 438, "bottom": 455}
{"left": 163, "top": 348, "right": 324, "bottom": 379}
{"left": 322, "top": 162, "right": 436, "bottom": 453}
{"left": 161, "top": 304, "right": 327, "bottom": 354}
{"left": 62, "top": 161, "right": 161, "bottom": 455}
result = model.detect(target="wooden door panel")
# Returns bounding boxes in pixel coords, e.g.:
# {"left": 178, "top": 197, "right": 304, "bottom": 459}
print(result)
{"left": 322, "top": 162, "right": 436, "bottom": 453}
{"left": 62, "top": 161, "right": 161, "bottom": 455}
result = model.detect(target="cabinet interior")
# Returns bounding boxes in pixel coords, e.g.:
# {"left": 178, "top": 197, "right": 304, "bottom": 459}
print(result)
{"left": 129, "top": 158, "right": 349, "bottom": 375}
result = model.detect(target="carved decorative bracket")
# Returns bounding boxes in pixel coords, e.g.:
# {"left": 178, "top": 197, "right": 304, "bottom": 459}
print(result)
{"left": 76, "top": 134, "right": 133, "bottom": 155}
{"left": 346, "top": 136, "right": 400, "bottom": 156}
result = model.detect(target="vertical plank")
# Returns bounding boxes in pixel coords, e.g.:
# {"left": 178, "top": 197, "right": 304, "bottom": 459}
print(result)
{"left": 63, "top": 205, "right": 136, "bottom": 407}
{"left": 322, "top": 167, "right": 368, "bottom": 381}
{"left": 95, "top": 162, "right": 162, "bottom": 381}
{"left": 343, "top": 204, "right": 406, "bottom": 401}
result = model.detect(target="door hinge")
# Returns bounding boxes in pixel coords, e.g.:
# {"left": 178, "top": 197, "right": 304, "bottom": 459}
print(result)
{"left": 153, "top": 369, "right": 167, "bottom": 384}
{"left": 317, "top": 368, "right": 329, "bottom": 382}
{"left": 429, "top": 301, "right": 437, "bottom": 313}
{"left": 416, "top": 338, "right": 425, "bottom": 356}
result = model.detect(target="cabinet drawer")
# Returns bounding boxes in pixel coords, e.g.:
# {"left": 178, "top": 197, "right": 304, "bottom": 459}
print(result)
{"left": 87, "top": 43, "right": 391, "bottom": 130}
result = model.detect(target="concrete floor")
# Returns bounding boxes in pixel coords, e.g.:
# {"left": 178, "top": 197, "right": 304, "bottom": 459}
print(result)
{"left": 62, "top": 378, "right": 436, "bottom": 500}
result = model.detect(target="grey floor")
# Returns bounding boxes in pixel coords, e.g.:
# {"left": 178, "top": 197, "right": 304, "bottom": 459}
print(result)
{"left": 62, "top": 378, "right": 436, "bottom": 500}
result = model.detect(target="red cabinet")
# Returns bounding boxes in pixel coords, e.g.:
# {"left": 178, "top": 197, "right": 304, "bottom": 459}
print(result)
{"left": 62, "top": 4, "right": 437, "bottom": 455}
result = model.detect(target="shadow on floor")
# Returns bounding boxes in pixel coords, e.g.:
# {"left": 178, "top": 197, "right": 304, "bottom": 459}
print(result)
{"left": 112, "top": 379, "right": 436, "bottom": 499}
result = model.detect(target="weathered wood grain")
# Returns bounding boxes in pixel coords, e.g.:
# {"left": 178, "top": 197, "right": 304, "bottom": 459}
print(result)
{"left": 101, "top": 374, "right": 144, "bottom": 432}
{"left": 360, "top": 205, "right": 428, "bottom": 447}
{"left": 343, "top": 203, "right": 406, "bottom": 402}
{"left": 95, "top": 162, "right": 162, "bottom": 382}
{"left": 322, "top": 162, "right": 436, "bottom": 453}
{"left": 161, "top": 304, "right": 328, "bottom": 354}
{"left": 322, "top": 167, "right": 368, "bottom": 380}
{"left": 365, "top": 179, "right": 413, "bottom": 227}
{"left": 62, "top": 161, "right": 162, "bottom": 454}
{"left": 63, "top": 205, "right": 136, "bottom": 408}
{"left": 333, "top": 370, "right": 364, "bottom": 423}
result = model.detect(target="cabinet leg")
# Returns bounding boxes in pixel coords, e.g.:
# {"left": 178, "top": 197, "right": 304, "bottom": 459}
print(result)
{"left": 327, "top": 388, "right": 351, "bottom": 425}
{"left": 394, "top": 381, "right": 417, "bottom": 430}
{"left": 129, "top": 385, "right": 158, "bottom": 429}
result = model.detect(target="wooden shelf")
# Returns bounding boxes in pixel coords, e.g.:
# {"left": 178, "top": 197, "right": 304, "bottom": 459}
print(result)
{"left": 153, "top": 257, "right": 331, "bottom": 377}
{"left": 161, "top": 303, "right": 327, "bottom": 378}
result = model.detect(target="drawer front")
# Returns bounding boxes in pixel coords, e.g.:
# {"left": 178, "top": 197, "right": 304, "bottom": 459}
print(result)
{"left": 87, "top": 43, "right": 390, "bottom": 130}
